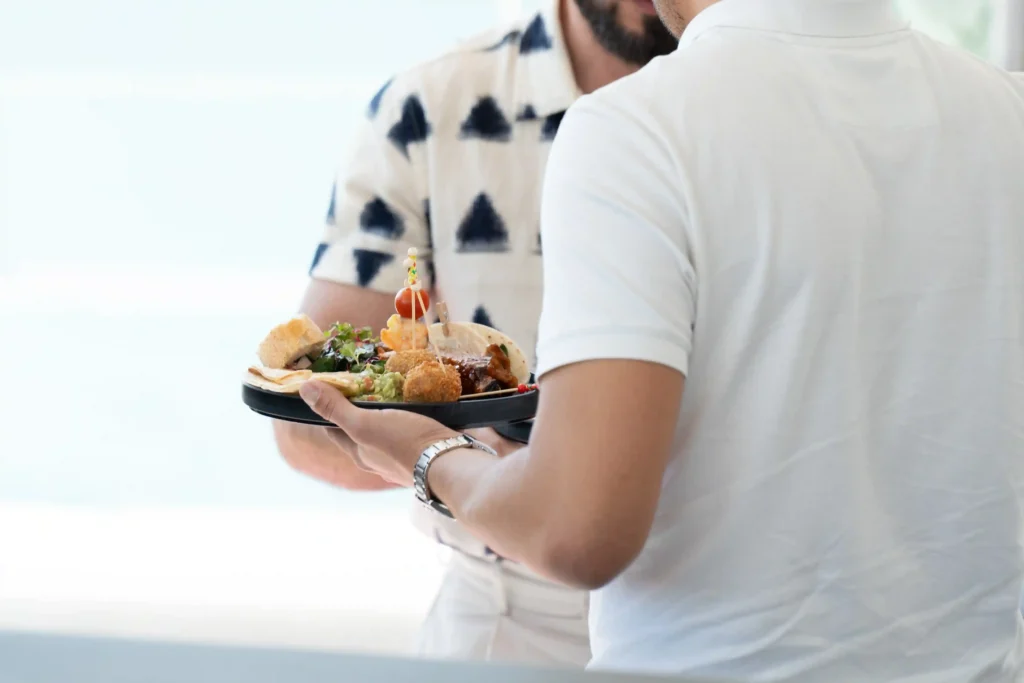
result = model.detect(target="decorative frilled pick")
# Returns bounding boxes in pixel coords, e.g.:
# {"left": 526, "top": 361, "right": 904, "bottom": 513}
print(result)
{"left": 403, "top": 247, "right": 420, "bottom": 290}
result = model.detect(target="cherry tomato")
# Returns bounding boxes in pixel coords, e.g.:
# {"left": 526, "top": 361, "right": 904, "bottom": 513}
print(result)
{"left": 395, "top": 287, "right": 430, "bottom": 319}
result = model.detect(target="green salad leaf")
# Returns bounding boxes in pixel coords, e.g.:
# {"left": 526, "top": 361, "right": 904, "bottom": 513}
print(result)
{"left": 308, "top": 323, "right": 384, "bottom": 373}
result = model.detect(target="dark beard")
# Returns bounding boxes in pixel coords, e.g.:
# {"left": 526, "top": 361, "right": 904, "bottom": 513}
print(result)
{"left": 573, "top": 0, "right": 678, "bottom": 66}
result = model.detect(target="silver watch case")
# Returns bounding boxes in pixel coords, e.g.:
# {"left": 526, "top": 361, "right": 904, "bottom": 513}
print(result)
{"left": 413, "top": 434, "right": 496, "bottom": 518}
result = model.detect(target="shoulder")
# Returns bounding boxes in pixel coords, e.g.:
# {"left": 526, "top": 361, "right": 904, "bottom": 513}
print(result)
{"left": 544, "top": 76, "right": 684, "bottom": 221}
{"left": 365, "top": 11, "right": 552, "bottom": 127}
{"left": 557, "top": 61, "right": 678, "bottom": 158}
{"left": 899, "top": 33, "right": 1024, "bottom": 100}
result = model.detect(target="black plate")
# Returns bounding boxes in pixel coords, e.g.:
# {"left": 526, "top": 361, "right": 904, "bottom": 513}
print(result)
{"left": 242, "top": 382, "right": 539, "bottom": 430}
{"left": 492, "top": 420, "right": 533, "bottom": 444}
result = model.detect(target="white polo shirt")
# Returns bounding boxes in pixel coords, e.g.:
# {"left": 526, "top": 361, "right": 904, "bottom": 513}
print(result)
{"left": 537, "top": 0, "right": 1024, "bottom": 679}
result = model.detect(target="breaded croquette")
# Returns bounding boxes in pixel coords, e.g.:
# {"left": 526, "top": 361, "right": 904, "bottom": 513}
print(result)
{"left": 385, "top": 349, "right": 437, "bottom": 376}
{"left": 403, "top": 361, "right": 462, "bottom": 403}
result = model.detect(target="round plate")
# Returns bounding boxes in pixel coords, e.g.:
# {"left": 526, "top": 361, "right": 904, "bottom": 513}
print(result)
{"left": 492, "top": 420, "right": 533, "bottom": 444}
{"left": 242, "top": 382, "right": 539, "bottom": 430}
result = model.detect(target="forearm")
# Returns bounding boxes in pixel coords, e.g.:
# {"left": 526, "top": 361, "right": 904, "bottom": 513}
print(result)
{"left": 274, "top": 422, "right": 398, "bottom": 491}
{"left": 426, "top": 446, "right": 563, "bottom": 576}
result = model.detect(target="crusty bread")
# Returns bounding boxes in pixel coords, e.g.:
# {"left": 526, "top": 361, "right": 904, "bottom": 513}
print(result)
{"left": 257, "top": 314, "right": 326, "bottom": 369}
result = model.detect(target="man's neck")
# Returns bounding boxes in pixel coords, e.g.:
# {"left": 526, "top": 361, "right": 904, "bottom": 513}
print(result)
{"left": 560, "top": 0, "right": 642, "bottom": 94}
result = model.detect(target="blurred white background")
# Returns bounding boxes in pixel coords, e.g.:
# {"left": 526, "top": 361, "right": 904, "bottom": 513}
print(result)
{"left": 0, "top": 0, "right": 1005, "bottom": 656}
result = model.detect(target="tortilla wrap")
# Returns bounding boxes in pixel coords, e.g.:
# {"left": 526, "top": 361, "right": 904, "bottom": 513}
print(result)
{"left": 463, "top": 322, "right": 531, "bottom": 384}
{"left": 427, "top": 322, "right": 488, "bottom": 355}
{"left": 428, "top": 322, "right": 530, "bottom": 384}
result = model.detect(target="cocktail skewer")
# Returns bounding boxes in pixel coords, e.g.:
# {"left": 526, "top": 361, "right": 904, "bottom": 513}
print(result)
{"left": 456, "top": 383, "right": 538, "bottom": 401}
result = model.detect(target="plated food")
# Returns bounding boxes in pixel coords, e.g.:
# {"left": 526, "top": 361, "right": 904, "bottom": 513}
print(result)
{"left": 245, "top": 248, "right": 535, "bottom": 405}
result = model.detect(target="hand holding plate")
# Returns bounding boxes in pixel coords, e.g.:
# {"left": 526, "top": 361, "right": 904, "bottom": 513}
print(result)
{"left": 299, "top": 380, "right": 459, "bottom": 488}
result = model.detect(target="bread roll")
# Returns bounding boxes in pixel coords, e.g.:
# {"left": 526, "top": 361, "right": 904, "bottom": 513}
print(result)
{"left": 257, "top": 314, "right": 326, "bottom": 369}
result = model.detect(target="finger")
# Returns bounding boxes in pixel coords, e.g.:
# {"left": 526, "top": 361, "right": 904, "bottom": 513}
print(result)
{"left": 300, "top": 381, "right": 361, "bottom": 428}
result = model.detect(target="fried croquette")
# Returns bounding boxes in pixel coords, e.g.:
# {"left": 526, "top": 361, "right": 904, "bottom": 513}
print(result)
{"left": 403, "top": 361, "right": 462, "bottom": 403}
{"left": 385, "top": 349, "right": 437, "bottom": 376}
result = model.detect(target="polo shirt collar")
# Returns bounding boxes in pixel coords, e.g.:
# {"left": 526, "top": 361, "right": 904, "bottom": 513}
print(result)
{"left": 514, "top": 0, "right": 582, "bottom": 119}
{"left": 679, "top": 0, "right": 909, "bottom": 48}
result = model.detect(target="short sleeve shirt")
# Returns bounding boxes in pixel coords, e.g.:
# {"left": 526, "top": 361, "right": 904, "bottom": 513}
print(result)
{"left": 536, "top": 0, "right": 1024, "bottom": 678}
{"left": 308, "top": 2, "right": 580, "bottom": 371}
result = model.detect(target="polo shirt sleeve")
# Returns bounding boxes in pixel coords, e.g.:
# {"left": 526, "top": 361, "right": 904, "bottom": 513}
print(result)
{"left": 308, "top": 79, "right": 432, "bottom": 294}
{"left": 535, "top": 95, "right": 696, "bottom": 380}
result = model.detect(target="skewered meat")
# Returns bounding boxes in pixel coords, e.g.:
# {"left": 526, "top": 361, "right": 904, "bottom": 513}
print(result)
{"left": 442, "top": 344, "right": 518, "bottom": 395}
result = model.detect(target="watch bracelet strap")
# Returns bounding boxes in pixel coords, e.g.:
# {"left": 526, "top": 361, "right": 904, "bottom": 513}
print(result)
{"left": 414, "top": 434, "right": 496, "bottom": 519}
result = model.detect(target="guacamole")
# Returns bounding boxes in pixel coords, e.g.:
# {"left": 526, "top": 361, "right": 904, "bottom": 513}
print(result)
{"left": 371, "top": 372, "right": 404, "bottom": 402}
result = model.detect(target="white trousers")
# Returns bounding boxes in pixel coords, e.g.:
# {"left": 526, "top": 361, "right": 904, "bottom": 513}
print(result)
{"left": 411, "top": 504, "right": 591, "bottom": 668}
{"left": 416, "top": 551, "right": 592, "bottom": 668}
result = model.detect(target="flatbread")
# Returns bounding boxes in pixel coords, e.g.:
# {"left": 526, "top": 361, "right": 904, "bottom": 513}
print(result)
{"left": 244, "top": 368, "right": 308, "bottom": 394}
{"left": 314, "top": 372, "right": 370, "bottom": 397}
{"left": 245, "top": 366, "right": 366, "bottom": 397}
{"left": 248, "top": 367, "right": 313, "bottom": 384}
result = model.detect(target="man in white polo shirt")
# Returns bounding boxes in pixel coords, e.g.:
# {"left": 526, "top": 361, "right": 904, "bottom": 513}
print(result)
{"left": 299, "top": 0, "right": 1024, "bottom": 680}
{"left": 273, "top": 0, "right": 676, "bottom": 668}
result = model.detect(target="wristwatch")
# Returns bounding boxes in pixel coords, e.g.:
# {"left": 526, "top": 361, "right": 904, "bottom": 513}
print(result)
{"left": 413, "top": 434, "right": 497, "bottom": 518}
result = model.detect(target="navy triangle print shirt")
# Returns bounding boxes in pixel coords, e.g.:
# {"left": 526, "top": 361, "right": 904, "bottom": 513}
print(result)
{"left": 308, "top": 2, "right": 580, "bottom": 370}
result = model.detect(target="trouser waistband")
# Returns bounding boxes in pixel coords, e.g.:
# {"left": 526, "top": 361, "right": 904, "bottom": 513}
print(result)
{"left": 447, "top": 549, "right": 590, "bottom": 620}
{"left": 412, "top": 498, "right": 503, "bottom": 559}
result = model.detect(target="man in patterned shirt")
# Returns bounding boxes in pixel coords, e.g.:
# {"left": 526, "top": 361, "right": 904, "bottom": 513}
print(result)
{"left": 273, "top": 0, "right": 676, "bottom": 668}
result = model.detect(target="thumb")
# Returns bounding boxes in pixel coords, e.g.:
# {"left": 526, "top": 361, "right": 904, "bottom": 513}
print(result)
{"left": 300, "top": 380, "right": 358, "bottom": 427}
